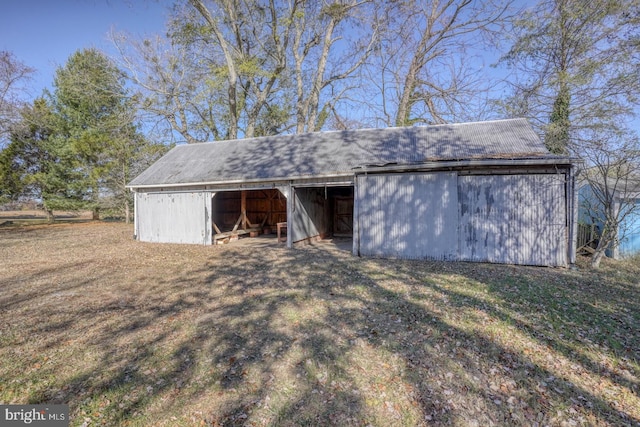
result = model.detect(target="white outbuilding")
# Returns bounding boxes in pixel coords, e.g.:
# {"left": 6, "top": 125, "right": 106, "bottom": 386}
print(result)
{"left": 128, "top": 118, "right": 577, "bottom": 267}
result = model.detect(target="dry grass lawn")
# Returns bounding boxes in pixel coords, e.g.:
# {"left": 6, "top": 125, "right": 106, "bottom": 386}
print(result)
{"left": 0, "top": 222, "right": 639, "bottom": 426}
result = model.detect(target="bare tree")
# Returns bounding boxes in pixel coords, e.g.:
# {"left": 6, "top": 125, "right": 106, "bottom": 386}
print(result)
{"left": 182, "top": 0, "right": 305, "bottom": 139}
{"left": 0, "top": 51, "right": 34, "bottom": 146}
{"left": 113, "top": 1, "right": 378, "bottom": 141}
{"left": 291, "top": 0, "right": 377, "bottom": 133}
{"left": 186, "top": 0, "right": 378, "bottom": 136}
{"left": 114, "top": 0, "right": 298, "bottom": 141}
{"left": 500, "top": 0, "right": 640, "bottom": 153}
{"left": 364, "top": 0, "right": 513, "bottom": 127}
{"left": 579, "top": 130, "right": 640, "bottom": 268}
{"left": 112, "top": 30, "right": 226, "bottom": 144}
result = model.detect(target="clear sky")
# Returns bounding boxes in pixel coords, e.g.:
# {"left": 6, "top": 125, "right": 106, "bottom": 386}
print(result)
{"left": 0, "top": 0, "right": 171, "bottom": 97}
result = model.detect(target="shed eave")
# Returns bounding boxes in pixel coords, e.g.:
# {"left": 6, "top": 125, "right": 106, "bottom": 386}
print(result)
{"left": 353, "top": 157, "right": 576, "bottom": 174}
{"left": 126, "top": 172, "right": 355, "bottom": 190}
{"left": 128, "top": 157, "right": 577, "bottom": 190}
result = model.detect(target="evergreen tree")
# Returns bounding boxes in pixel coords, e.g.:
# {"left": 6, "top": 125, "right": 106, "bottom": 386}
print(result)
{"left": 53, "top": 48, "right": 125, "bottom": 218}
{"left": 0, "top": 98, "right": 86, "bottom": 220}
{"left": 52, "top": 48, "right": 163, "bottom": 221}
{"left": 0, "top": 49, "right": 167, "bottom": 222}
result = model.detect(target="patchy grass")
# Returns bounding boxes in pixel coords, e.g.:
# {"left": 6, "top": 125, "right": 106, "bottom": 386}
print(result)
{"left": 0, "top": 222, "right": 638, "bottom": 426}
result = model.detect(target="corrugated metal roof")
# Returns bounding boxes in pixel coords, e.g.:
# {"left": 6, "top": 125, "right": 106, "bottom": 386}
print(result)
{"left": 129, "top": 118, "right": 561, "bottom": 187}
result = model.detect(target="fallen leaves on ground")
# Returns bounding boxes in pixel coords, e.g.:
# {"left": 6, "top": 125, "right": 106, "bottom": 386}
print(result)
{"left": 0, "top": 222, "right": 638, "bottom": 426}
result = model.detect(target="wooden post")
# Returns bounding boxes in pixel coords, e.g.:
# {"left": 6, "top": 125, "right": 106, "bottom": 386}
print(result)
{"left": 212, "top": 222, "right": 222, "bottom": 234}
{"left": 241, "top": 190, "right": 248, "bottom": 230}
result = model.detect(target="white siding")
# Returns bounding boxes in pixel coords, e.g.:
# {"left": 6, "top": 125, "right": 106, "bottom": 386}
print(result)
{"left": 458, "top": 174, "right": 566, "bottom": 266}
{"left": 136, "top": 191, "right": 212, "bottom": 245}
{"left": 356, "top": 173, "right": 459, "bottom": 260}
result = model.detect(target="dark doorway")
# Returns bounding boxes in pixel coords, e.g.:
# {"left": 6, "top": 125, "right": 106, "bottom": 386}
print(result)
{"left": 329, "top": 187, "right": 354, "bottom": 237}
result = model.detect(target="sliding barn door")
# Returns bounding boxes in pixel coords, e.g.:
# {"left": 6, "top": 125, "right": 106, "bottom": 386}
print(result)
{"left": 458, "top": 174, "right": 566, "bottom": 266}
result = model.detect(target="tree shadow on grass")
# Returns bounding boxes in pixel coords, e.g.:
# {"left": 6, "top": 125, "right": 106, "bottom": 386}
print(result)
{"left": 183, "top": 246, "right": 639, "bottom": 425}
{"left": 12, "top": 240, "right": 640, "bottom": 426}
{"left": 353, "top": 259, "right": 639, "bottom": 425}
{"left": 424, "top": 267, "right": 639, "bottom": 394}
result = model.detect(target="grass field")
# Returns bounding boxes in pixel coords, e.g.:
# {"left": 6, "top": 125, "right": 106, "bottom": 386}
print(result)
{"left": 0, "top": 210, "right": 93, "bottom": 226}
{"left": 0, "top": 222, "right": 638, "bottom": 426}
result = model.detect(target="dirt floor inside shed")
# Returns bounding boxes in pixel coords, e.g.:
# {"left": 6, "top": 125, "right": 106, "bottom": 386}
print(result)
{"left": 0, "top": 222, "right": 638, "bottom": 426}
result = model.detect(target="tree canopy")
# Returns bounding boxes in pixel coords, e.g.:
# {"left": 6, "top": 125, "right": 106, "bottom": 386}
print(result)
{"left": 0, "top": 51, "right": 34, "bottom": 147}
{"left": 500, "top": 0, "right": 640, "bottom": 154}
{"left": 113, "top": 0, "right": 519, "bottom": 140}
{"left": 0, "top": 48, "right": 166, "bottom": 221}
{"left": 499, "top": 0, "right": 640, "bottom": 267}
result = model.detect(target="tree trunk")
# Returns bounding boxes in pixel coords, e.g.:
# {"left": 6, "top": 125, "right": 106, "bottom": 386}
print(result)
{"left": 395, "top": 63, "right": 419, "bottom": 127}
{"left": 92, "top": 207, "right": 100, "bottom": 221}
{"left": 45, "top": 208, "right": 54, "bottom": 224}
{"left": 125, "top": 200, "right": 130, "bottom": 224}
{"left": 590, "top": 245, "right": 607, "bottom": 269}
{"left": 590, "top": 227, "right": 614, "bottom": 269}
{"left": 545, "top": 82, "right": 571, "bottom": 154}
{"left": 304, "top": 17, "right": 337, "bottom": 133}
{"left": 189, "top": 0, "right": 239, "bottom": 140}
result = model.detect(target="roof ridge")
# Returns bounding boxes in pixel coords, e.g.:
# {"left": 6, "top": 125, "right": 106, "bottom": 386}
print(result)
{"left": 173, "top": 118, "right": 529, "bottom": 147}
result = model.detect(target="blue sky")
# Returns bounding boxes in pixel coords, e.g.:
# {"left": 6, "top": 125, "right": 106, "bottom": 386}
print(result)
{"left": 0, "top": 0, "right": 171, "bottom": 97}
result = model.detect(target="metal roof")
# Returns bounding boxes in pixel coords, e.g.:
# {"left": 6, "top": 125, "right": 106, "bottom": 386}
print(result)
{"left": 128, "top": 118, "right": 565, "bottom": 188}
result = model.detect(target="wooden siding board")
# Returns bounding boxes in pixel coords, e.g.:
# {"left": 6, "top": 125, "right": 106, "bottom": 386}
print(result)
{"left": 458, "top": 174, "right": 566, "bottom": 266}
{"left": 357, "top": 173, "right": 459, "bottom": 260}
